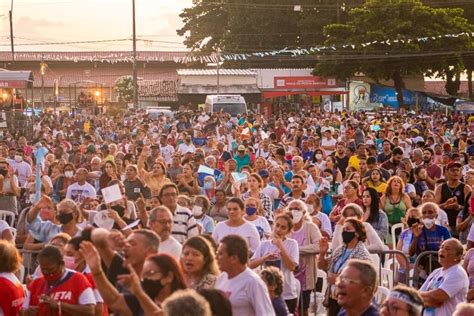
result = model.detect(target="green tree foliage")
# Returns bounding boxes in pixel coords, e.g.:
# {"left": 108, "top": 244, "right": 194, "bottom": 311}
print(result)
{"left": 313, "top": 0, "right": 473, "bottom": 105}
{"left": 114, "top": 76, "right": 133, "bottom": 103}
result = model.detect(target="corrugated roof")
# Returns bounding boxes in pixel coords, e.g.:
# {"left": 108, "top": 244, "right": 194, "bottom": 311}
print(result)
{"left": 177, "top": 69, "right": 257, "bottom": 76}
{"left": 0, "top": 51, "right": 189, "bottom": 63}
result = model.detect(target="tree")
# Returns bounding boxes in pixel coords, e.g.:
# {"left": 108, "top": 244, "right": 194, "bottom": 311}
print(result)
{"left": 313, "top": 0, "right": 473, "bottom": 107}
{"left": 114, "top": 76, "right": 133, "bottom": 103}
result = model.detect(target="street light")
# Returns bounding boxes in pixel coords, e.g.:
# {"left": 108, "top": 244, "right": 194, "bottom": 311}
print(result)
{"left": 94, "top": 90, "right": 100, "bottom": 115}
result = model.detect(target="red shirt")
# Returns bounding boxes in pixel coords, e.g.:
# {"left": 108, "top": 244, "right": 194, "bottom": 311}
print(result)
{"left": 28, "top": 270, "right": 95, "bottom": 316}
{"left": 0, "top": 273, "right": 25, "bottom": 316}
{"left": 83, "top": 271, "right": 109, "bottom": 316}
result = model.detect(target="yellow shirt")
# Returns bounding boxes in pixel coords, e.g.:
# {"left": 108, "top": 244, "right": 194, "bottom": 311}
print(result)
{"left": 367, "top": 181, "right": 388, "bottom": 194}
{"left": 348, "top": 155, "right": 360, "bottom": 171}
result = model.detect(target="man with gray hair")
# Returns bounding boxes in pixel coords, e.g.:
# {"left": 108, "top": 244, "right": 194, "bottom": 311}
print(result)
{"left": 162, "top": 289, "right": 211, "bottom": 316}
{"left": 335, "top": 259, "right": 379, "bottom": 316}
{"left": 148, "top": 206, "right": 182, "bottom": 259}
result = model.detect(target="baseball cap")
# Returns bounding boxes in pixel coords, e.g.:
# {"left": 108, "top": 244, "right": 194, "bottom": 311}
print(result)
{"left": 446, "top": 161, "right": 462, "bottom": 170}
{"left": 258, "top": 169, "right": 269, "bottom": 178}
{"left": 238, "top": 145, "right": 246, "bottom": 152}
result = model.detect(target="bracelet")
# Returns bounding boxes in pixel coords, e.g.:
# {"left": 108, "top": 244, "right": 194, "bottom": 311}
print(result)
{"left": 92, "top": 270, "right": 104, "bottom": 277}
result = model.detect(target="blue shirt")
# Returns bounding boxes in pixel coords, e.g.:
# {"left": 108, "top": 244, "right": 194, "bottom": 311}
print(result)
{"left": 234, "top": 154, "right": 251, "bottom": 172}
{"left": 416, "top": 225, "right": 451, "bottom": 254}
{"left": 338, "top": 304, "right": 379, "bottom": 316}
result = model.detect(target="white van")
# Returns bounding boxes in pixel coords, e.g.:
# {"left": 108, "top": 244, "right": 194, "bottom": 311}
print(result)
{"left": 204, "top": 95, "right": 247, "bottom": 116}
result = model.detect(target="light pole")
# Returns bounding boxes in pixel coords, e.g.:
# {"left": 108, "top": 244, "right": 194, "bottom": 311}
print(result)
{"left": 94, "top": 90, "right": 100, "bottom": 115}
{"left": 9, "top": 0, "right": 14, "bottom": 62}
{"left": 132, "top": 0, "right": 138, "bottom": 109}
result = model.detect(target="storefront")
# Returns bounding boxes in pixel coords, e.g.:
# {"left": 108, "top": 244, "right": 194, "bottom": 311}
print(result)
{"left": 255, "top": 69, "right": 348, "bottom": 117}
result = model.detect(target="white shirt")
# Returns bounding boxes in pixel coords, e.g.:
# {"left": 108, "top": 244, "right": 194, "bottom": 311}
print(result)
{"left": 436, "top": 209, "right": 449, "bottom": 228}
{"left": 331, "top": 222, "right": 384, "bottom": 252}
{"left": 246, "top": 216, "right": 271, "bottom": 240}
{"left": 215, "top": 268, "right": 275, "bottom": 316}
{"left": 467, "top": 223, "right": 474, "bottom": 242}
{"left": 159, "top": 237, "right": 183, "bottom": 260}
{"left": 6, "top": 159, "right": 32, "bottom": 186}
{"left": 66, "top": 182, "right": 97, "bottom": 204}
{"left": 212, "top": 221, "right": 261, "bottom": 252}
{"left": 321, "top": 137, "right": 337, "bottom": 156}
{"left": 177, "top": 142, "right": 196, "bottom": 155}
{"left": 420, "top": 265, "right": 469, "bottom": 316}
{"left": 251, "top": 238, "right": 299, "bottom": 300}
{"left": 160, "top": 144, "right": 175, "bottom": 166}
{"left": 313, "top": 212, "right": 332, "bottom": 238}
{"left": 262, "top": 184, "right": 279, "bottom": 207}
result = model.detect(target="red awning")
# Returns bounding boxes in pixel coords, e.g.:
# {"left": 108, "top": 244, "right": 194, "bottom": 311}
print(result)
{"left": 263, "top": 90, "right": 348, "bottom": 99}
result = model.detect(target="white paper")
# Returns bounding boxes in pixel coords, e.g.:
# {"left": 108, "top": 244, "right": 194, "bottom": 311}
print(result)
{"left": 102, "top": 184, "right": 123, "bottom": 204}
{"left": 122, "top": 219, "right": 141, "bottom": 231}
{"left": 198, "top": 165, "right": 215, "bottom": 175}
{"left": 232, "top": 172, "right": 248, "bottom": 183}
{"left": 93, "top": 212, "right": 115, "bottom": 231}
{"left": 241, "top": 127, "right": 250, "bottom": 135}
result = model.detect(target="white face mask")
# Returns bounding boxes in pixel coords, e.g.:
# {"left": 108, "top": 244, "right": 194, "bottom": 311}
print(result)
{"left": 14, "top": 155, "right": 23, "bottom": 162}
{"left": 306, "top": 204, "right": 314, "bottom": 214}
{"left": 292, "top": 210, "right": 304, "bottom": 224}
{"left": 29, "top": 194, "right": 36, "bottom": 204}
{"left": 192, "top": 205, "right": 203, "bottom": 217}
{"left": 315, "top": 154, "right": 323, "bottom": 160}
{"left": 65, "top": 171, "right": 74, "bottom": 178}
{"left": 423, "top": 218, "right": 436, "bottom": 229}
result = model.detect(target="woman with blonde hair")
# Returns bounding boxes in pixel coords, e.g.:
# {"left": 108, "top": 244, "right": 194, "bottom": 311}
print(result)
{"left": 380, "top": 176, "right": 412, "bottom": 225}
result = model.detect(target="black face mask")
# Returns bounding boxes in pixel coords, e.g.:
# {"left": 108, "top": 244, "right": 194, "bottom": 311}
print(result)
{"left": 0, "top": 168, "right": 7, "bottom": 177}
{"left": 111, "top": 205, "right": 125, "bottom": 217}
{"left": 57, "top": 212, "right": 74, "bottom": 225}
{"left": 407, "top": 217, "right": 420, "bottom": 228}
{"left": 342, "top": 231, "right": 356, "bottom": 244}
{"left": 141, "top": 278, "right": 163, "bottom": 299}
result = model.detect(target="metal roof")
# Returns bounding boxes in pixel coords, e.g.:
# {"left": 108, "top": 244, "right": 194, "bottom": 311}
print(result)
{"left": 0, "top": 70, "right": 34, "bottom": 82}
{"left": 177, "top": 69, "right": 257, "bottom": 76}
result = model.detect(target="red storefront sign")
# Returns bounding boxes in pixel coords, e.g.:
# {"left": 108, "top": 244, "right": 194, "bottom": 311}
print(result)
{"left": 0, "top": 80, "right": 26, "bottom": 88}
{"left": 274, "top": 76, "right": 337, "bottom": 89}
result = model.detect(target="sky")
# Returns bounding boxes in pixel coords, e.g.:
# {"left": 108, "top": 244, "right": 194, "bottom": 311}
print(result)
{"left": 0, "top": 0, "right": 192, "bottom": 52}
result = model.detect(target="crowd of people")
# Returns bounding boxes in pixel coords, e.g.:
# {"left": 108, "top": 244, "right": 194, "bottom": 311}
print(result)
{"left": 1, "top": 107, "right": 474, "bottom": 315}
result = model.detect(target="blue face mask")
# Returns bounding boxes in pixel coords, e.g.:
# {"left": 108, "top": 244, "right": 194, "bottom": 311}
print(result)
{"left": 246, "top": 207, "right": 257, "bottom": 216}
{"left": 204, "top": 181, "right": 213, "bottom": 190}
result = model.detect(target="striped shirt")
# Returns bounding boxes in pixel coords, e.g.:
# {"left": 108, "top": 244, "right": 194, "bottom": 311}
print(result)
{"left": 172, "top": 205, "right": 199, "bottom": 243}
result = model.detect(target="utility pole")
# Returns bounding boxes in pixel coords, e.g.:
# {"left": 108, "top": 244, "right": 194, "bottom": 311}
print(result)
{"left": 336, "top": 0, "right": 340, "bottom": 23}
{"left": 40, "top": 54, "right": 45, "bottom": 110}
{"left": 216, "top": 48, "right": 220, "bottom": 94}
{"left": 132, "top": 0, "right": 138, "bottom": 109}
{"left": 9, "top": 0, "right": 14, "bottom": 62}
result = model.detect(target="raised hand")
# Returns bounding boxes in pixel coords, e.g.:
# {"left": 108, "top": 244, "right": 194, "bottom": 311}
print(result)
{"left": 79, "top": 241, "right": 102, "bottom": 274}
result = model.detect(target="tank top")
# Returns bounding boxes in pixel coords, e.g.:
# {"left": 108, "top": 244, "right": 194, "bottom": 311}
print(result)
{"left": 441, "top": 182, "right": 465, "bottom": 227}
{"left": 384, "top": 197, "right": 407, "bottom": 224}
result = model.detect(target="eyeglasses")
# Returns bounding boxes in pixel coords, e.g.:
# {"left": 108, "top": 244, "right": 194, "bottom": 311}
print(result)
{"left": 336, "top": 276, "right": 363, "bottom": 285}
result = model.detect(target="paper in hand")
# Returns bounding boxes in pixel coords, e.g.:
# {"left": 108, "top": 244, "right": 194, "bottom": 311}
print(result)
{"left": 102, "top": 184, "right": 123, "bottom": 204}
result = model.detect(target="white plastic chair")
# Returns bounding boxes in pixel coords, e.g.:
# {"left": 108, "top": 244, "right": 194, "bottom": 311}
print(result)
{"left": 391, "top": 223, "right": 404, "bottom": 250}
{"left": 384, "top": 258, "right": 400, "bottom": 272}
{"left": 380, "top": 268, "right": 394, "bottom": 289}
{"left": 0, "top": 210, "right": 15, "bottom": 227}
{"left": 317, "top": 269, "right": 328, "bottom": 295}
{"left": 10, "top": 227, "right": 17, "bottom": 240}
{"left": 371, "top": 254, "right": 380, "bottom": 270}
{"left": 375, "top": 286, "right": 390, "bottom": 306}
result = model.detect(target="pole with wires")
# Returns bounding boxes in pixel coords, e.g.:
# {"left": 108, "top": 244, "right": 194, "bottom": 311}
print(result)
{"left": 132, "top": 0, "right": 138, "bottom": 110}
{"left": 9, "top": 0, "right": 14, "bottom": 62}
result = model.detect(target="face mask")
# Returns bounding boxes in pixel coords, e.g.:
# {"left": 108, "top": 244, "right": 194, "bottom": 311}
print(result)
{"left": 43, "top": 270, "right": 63, "bottom": 284}
{"left": 407, "top": 217, "right": 419, "bottom": 228}
{"left": 111, "top": 205, "right": 125, "bottom": 217}
{"left": 325, "top": 175, "right": 333, "bottom": 183}
{"left": 342, "top": 231, "right": 356, "bottom": 244}
{"left": 306, "top": 204, "right": 314, "bottom": 214}
{"left": 192, "top": 206, "right": 203, "bottom": 217}
{"left": 246, "top": 206, "right": 257, "bottom": 216}
{"left": 141, "top": 278, "right": 164, "bottom": 299}
{"left": 292, "top": 210, "right": 304, "bottom": 224}
{"left": 57, "top": 212, "right": 74, "bottom": 225}
{"left": 29, "top": 194, "right": 36, "bottom": 204}
{"left": 64, "top": 171, "right": 74, "bottom": 178}
{"left": 315, "top": 154, "right": 323, "bottom": 160}
{"left": 423, "top": 218, "right": 435, "bottom": 229}
{"left": 63, "top": 255, "right": 77, "bottom": 270}
{"left": 204, "top": 181, "right": 213, "bottom": 190}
